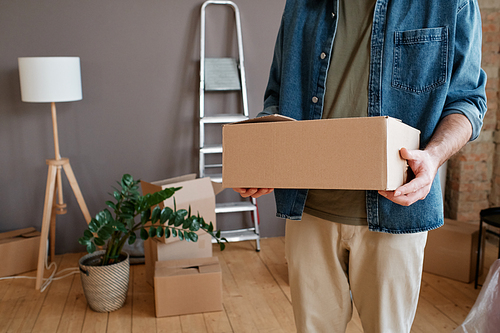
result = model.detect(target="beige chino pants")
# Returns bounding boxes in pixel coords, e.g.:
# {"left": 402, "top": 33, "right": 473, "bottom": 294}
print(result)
{"left": 285, "top": 213, "right": 428, "bottom": 333}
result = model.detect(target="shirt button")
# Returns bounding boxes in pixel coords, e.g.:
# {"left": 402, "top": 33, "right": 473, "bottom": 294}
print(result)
{"left": 312, "top": 96, "right": 319, "bottom": 103}
{"left": 320, "top": 52, "right": 327, "bottom": 59}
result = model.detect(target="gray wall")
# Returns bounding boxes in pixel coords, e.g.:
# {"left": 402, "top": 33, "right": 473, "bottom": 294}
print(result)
{"left": 0, "top": 0, "right": 286, "bottom": 254}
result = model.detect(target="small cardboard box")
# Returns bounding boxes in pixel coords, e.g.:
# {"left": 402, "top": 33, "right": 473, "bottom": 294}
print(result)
{"left": 144, "top": 233, "right": 213, "bottom": 287}
{"left": 222, "top": 115, "right": 420, "bottom": 190}
{"left": 0, "top": 227, "right": 41, "bottom": 277}
{"left": 154, "top": 256, "right": 223, "bottom": 317}
{"left": 423, "top": 219, "right": 482, "bottom": 283}
{"left": 141, "top": 174, "right": 222, "bottom": 245}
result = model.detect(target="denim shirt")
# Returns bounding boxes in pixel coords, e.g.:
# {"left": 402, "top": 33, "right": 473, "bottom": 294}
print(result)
{"left": 258, "top": 0, "right": 487, "bottom": 233}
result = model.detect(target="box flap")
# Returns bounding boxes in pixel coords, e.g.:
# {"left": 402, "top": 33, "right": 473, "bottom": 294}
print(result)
{"left": 0, "top": 227, "right": 39, "bottom": 241}
{"left": 151, "top": 174, "right": 197, "bottom": 186}
{"left": 227, "top": 114, "right": 296, "bottom": 125}
{"left": 156, "top": 256, "right": 219, "bottom": 269}
{"left": 211, "top": 182, "right": 224, "bottom": 195}
{"left": 155, "top": 257, "right": 220, "bottom": 277}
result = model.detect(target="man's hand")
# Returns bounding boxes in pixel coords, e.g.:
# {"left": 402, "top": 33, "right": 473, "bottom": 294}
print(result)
{"left": 233, "top": 188, "right": 274, "bottom": 198}
{"left": 379, "top": 113, "right": 472, "bottom": 207}
{"left": 378, "top": 148, "right": 439, "bottom": 206}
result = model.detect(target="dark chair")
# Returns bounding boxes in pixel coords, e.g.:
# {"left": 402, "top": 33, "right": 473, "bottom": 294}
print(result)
{"left": 474, "top": 207, "right": 500, "bottom": 289}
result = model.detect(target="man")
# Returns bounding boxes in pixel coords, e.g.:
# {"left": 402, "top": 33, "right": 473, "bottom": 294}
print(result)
{"left": 234, "top": 0, "right": 487, "bottom": 332}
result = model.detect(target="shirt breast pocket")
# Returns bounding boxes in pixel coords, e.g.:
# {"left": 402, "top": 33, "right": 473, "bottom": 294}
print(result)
{"left": 392, "top": 27, "right": 448, "bottom": 94}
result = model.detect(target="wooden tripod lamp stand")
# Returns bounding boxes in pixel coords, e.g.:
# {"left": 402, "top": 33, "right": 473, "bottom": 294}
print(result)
{"left": 18, "top": 57, "right": 92, "bottom": 290}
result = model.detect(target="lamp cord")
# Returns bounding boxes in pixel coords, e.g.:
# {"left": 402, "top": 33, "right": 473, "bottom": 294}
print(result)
{"left": 0, "top": 255, "right": 79, "bottom": 292}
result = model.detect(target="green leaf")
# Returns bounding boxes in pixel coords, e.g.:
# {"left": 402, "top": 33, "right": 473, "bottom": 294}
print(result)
{"left": 128, "top": 232, "right": 137, "bottom": 245}
{"left": 78, "top": 237, "right": 89, "bottom": 246}
{"left": 119, "top": 213, "right": 134, "bottom": 220}
{"left": 174, "top": 210, "right": 187, "bottom": 227}
{"left": 88, "top": 219, "right": 99, "bottom": 233}
{"left": 182, "top": 217, "right": 192, "bottom": 230}
{"left": 111, "top": 221, "right": 127, "bottom": 233}
{"left": 189, "top": 220, "right": 200, "bottom": 232}
{"left": 178, "top": 231, "right": 184, "bottom": 241}
{"left": 140, "top": 228, "right": 149, "bottom": 240}
{"left": 141, "top": 209, "right": 151, "bottom": 224}
{"left": 106, "top": 201, "right": 117, "bottom": 210}
{"left": 97, "top": 228, "right": 110, "bottom": 240}
{"left": 149, "top": 226, "right": 156, "bottom": 238}
{"left": 83, "top": 230, "right": 93, "bottom": 239}
{"left": 165, "top": 228, "right": 171, "bottom": 238}
{"left": 122, "top": 174, "right": 134, "bottom": 186}
{"left": 172, "top": 229, "right": 177, "bottom": 237}
{"left": 216, "top": 230, "right": 221, "bottom": 238}
{"left": 94, "top": 238, "right": 105, "bottom": 246}
{"left": 156, "top": 227, "right": 164, "bottom": 238}
{"left": 219, "top": 242, "right": 226, "bottom": 251}
{"left": 160, "top": 207, "right": 173, "bottom": 224}
{"left": 151, "top": 206, "right": 161, "bottom": 223}
{"left": 161, "top": 187, "right": 178, "bottom": 200}
{"left": 87, "top": 242, "right": 96, "bottom": 253}
{"left": 189, "top": 232, "right": 198, "bottom": 242}
{"left": 113, "top": 191, "right": 121, "bottom": 201}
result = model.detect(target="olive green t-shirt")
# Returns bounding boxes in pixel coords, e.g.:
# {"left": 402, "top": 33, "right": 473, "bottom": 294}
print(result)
{"left": 304, "top": 0, "right": 376, "bottom": 225}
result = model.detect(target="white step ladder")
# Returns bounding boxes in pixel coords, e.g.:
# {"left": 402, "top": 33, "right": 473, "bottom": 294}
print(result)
{"left": 199, "top": 0, "right": 260, "bottom": 251}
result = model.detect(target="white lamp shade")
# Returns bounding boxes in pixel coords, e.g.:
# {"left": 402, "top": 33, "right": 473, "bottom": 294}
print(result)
{"left": 18, "top": 57, "right": 82, "bottom": 103}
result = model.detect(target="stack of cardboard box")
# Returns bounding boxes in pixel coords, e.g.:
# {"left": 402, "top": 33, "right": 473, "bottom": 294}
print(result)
{"left": 141, "top": 174, "right": 223, "bottom": 317}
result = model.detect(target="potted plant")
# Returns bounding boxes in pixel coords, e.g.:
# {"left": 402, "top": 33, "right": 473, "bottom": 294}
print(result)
{"left": 78, "top": 174, "right": 226, "bottom": 313}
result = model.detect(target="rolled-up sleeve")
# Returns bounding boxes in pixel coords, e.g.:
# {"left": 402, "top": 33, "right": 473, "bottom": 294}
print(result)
{"left": 441, "top": 0, "right": 487, "bottom": 141}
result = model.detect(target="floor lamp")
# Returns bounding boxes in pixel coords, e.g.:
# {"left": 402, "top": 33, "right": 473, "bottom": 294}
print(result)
{"left": 18, "top": 57, "right": 92, "bottom": 291}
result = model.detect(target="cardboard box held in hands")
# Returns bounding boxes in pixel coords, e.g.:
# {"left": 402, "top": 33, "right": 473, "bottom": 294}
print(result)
{"left": 0, "top": 227, "right": 41, "bottom": 277}
{"left": 222, "top": 115, "right": 420, "bottom": 191}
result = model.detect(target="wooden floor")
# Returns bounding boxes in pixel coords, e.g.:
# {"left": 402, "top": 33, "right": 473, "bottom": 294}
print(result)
{"left": 0, "top": 237, "right": 497, "bottom": 333}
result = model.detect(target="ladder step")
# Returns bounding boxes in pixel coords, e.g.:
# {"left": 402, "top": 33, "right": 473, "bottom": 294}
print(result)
{"left": 211, "top": 228, "right": 259, "bottom": 243}
{"left": 204, "top": 58, "right": 241, "bottom": 91}
{"left": 205, "top": 164, "right": 222, "bottom": 168}
{"left": 201, "top": 114, "right": 248, "bottom": 124}
{"left": 200, "top": 144, "right": 222, "bottom": 154}
{"left": 215, "top": 201, "right": 257, "bottom": 213}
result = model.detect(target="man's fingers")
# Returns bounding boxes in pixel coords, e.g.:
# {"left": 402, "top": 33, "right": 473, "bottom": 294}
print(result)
{"left": 393, "top": 176, "right": 428, "bottom": 197}
{"left": 232, "top": 188, "right": 274, "bottom": 198}
{"left": 379, "top": 187, "right": 429, "bottom": 206}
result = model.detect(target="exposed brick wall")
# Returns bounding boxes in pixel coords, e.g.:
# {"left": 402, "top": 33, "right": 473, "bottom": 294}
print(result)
{"left": 445, "top": 1, "right": 500, "bottom": 223}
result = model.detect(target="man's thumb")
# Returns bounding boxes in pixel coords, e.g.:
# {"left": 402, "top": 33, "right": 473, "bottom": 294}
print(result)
{"left": 400, "top": 147, "right": 414, "bottom": 160}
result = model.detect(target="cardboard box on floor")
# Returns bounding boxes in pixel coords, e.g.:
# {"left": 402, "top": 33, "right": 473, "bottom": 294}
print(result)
{"left": 0, "top": 227, "right": 41, "bottom": 278}
{"left": 141, "top": 174, "right": 222, "bottom": 245}
{"left": 423, "top": 218, "right": 483, "bottom": 283}
{"left": 222, "top": 115, "right": 420, "bottom": 190}
{"left": 144, "top": 233, "right": 213, "bottom": 287}
{"left": 154, "top": 256, "right": 223, "bottom": 317}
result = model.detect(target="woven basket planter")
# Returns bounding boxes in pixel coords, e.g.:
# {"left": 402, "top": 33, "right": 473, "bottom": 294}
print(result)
{"left": 79, "top": 250, "right": 130, "bottom": 313}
